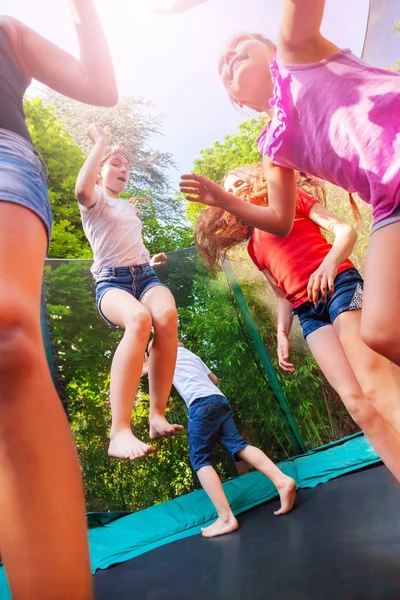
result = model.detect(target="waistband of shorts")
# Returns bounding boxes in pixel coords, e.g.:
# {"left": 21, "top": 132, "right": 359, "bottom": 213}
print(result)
{"left": 97, "top": 263, "right": 152, "bottom": 277}
{"left": 371, "top": 207, "right": 400, "bottom": 234}
{"left": 0, "top": 128, "right": 48, "bottom": 178}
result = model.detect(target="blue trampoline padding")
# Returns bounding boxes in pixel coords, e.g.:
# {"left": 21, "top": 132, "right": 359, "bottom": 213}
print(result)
{"left": 0, "top": 433, "right": 380, "bottom": 597}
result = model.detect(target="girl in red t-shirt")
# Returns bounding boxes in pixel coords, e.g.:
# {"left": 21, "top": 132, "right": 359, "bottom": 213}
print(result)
{"left": 195, "top": 164, "right": 400, "bottom": 482}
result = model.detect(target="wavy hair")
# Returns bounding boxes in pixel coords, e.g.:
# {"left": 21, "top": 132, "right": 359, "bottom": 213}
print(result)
{"left": 194, "top": 163, "right": 346, "bottom": 274}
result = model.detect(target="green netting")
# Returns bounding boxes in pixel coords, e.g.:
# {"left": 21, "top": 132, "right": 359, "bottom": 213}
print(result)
{"left": 37, "top": 247, "right": 362, "bottom": 513}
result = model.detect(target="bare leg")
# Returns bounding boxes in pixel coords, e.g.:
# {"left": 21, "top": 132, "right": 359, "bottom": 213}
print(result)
{"left": 307, "top": 325, "right": 400, "bottom": 482}
{"left": 334, "top": 309, "right": 400, "bottom": 435}
{"left": 197, "top": 465, "right": 239, "bottom": 538}
{"left": 100, "top": 289, "right": 154, "bottom": 460}
{"left": 361, "top": 222, "right": 400, "bottom": 365}
{"left": 237, "top": 446, "right": 296, "bottom": 515}
{"left": 141, "top": 286, "right": 183, "bottom": 439}
{"left": 0, "top": 204, "right": 92, "bottom": 599}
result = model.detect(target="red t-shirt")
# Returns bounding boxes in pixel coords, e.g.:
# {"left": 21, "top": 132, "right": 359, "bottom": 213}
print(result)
{"left": 247, "top": 190, "right": 354, "bottom": 308}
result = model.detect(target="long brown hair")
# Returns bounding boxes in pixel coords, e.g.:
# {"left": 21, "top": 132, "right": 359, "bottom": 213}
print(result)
{"left": 195, "top": 163, "right": 328, "bottom": 274}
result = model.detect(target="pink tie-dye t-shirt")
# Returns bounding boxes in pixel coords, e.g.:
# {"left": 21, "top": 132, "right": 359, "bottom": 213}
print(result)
{"left": 257, "top": 49, "right": 400, "bottom": 224}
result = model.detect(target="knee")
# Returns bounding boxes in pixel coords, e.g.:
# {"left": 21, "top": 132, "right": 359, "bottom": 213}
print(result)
{"left": 343, "top": 391, "right": 377, "bottom": 430}
{"left": 153, "top": 306, "right": 178, "bottom": 335}
{"left": 0, "top": 302, "right": 38, "bottom": 378}
{"left": 124, "top": 309, "right": 152, "bottom": 338}
{"left": 361, "top": 324, "right": 400, "bottom": 364}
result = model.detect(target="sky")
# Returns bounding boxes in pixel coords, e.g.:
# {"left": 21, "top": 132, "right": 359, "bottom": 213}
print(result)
{"left": 3, "top": 0, "right": 374, "bottom": 187}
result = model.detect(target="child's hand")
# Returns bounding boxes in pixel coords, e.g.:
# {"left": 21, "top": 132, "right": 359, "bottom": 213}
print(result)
{"left": 180, "top": 173, "right": 227, "bottom": 208}
{"left": 307, "top": 258, "right": 337, "bottom": 305}
{"left": 151, "top": 0, "right": 209, "bottom": 15}
{"left": 150, "top": 253, "right": 167, "bottom": 267}
{"left": 86, "top": 122, "right": 107, "bottom": 145}
{"left": 277, "top": 332, "right": 295, "bottom": 372}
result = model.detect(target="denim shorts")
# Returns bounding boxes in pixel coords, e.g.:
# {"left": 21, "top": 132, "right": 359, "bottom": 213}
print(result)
{"left": 293, "top": 268, "right": 363, "bottom": 339}
{"left": 187, "top": 394, "right": 248, "bottom": 472}
{"left": 0, "top": 128, "right": 52, "bottom": 241}
{"left": 95, "top": 263, "right": 166, "bottom": 327}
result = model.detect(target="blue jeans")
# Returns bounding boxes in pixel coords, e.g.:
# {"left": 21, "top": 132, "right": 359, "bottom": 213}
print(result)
{"left": 187, "top": 395, "right": 248, "bottom": 472}
{"left": 0, "top": 128, "right": 51, "bottom": 241}
{"left": 293, "top": 268, "right": 364, "bottom": 339}
{"left": 95, "top": 263, "right": 166, "bottom": 327}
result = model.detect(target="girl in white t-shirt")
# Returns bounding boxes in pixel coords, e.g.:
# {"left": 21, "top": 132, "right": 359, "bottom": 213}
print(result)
{"left": 75, "top": 123, "right": 183, "bottom": 461}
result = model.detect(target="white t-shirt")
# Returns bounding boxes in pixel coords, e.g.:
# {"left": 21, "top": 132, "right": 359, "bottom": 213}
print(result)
{"left": 79, "top": 185, "right": 150, "bottom": 277}
{"left": 173, "top": 346, "right": 223, "bottom": 408}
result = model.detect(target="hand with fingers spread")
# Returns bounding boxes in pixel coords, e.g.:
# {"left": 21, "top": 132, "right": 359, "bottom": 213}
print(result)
{"left": 150, "top": 252, "right": 167, "bottom": 267}
{"left": 180, "top": 173, "right": 229, "bottom": 208}
{"left": 307, "top": 258, "right": 337, "bottom": 305}
{"left": 277, "top": 331, "right": 295, "bottom": 373}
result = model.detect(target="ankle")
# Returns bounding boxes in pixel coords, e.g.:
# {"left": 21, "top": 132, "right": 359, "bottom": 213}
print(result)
{"left": 110, "top": 425, "right": 131, "bottom": 439}
{"left": 217, "top": 510, "right": 235, "bottom": 523}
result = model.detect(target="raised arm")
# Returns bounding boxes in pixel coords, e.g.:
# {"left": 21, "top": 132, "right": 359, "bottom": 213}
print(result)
{"left": 1, "top": 0, "right": 118, "bottom": 106}
{"left": 307, "top": 202, "right": 357, "bottom": 304}
{"left": 278, "top": 0, "right": 339, "bottom": 63}
{"left": 180, "top": 160, "right": 297, "bottom": 237}
{"left": 75, "top": 123, "right": 108, "bottom": 208}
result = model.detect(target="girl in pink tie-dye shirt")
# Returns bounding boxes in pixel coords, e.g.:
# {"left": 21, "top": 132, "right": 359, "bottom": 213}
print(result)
{"left": 179, "top": 0, "right": 400, "bottom": 368}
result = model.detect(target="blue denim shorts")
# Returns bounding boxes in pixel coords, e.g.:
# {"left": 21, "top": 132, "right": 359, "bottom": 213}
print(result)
{"left": 187, "top": 394, "right": 248, "bottom": 472}
{"left": 95, "top": 263, "right": 166, "bottom": 327}
{"left": 293, "top": 268, "right": 363, "bottom": 339}
{"left": 0, "top": 128, "right": 52, "bottom": 241}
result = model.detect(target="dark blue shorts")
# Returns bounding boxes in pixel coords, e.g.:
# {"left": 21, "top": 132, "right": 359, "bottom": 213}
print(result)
{"left": 187, "top": 394, "right": 248, "bottom": 472}
{"left": 95, "top": 263, "right": 166, "bottom": 327}
{"left": 293, "top": 268, "right": 363, "bottom": 339}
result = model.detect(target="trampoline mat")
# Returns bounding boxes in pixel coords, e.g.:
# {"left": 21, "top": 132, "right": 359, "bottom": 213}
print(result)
{"left": 94, "top": 465, "right": 400, "bottom": 600}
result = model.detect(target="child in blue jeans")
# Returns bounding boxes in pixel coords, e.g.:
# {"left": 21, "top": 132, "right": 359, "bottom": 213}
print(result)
{"left": 145, "top": 340, "right": 296, "bottom": 538}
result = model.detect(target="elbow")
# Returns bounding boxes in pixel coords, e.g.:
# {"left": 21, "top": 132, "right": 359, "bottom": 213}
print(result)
{"left": 275, "top": 223, "right": 293, "bottom": 238}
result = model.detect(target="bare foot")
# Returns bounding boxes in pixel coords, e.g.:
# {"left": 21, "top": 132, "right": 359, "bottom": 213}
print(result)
{"left": 274, "top": 476, "right": 297, "bottom": 515}
{"left": 108, "top": 429, "right": 154, "bottom": 460}
{"left": 149, "top": 415, "right": 184, "bottom": 440}
{"left": 201, "top": 515, "right": 239, "bottom": 538}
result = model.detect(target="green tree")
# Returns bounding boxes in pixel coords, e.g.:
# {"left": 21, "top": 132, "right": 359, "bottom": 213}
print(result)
{"left": 25, "top": 97, "right": 90, "bottom": 257}
{"left": 187, "top": 116, "right": 269, "bottom": 223}
{"left": 43, "top": 91, "right": 183, "bottom": 223}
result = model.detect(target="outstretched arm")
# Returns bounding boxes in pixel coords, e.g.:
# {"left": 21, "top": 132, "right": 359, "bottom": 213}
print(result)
{"left": 1, "top": 0, "right": 118, "bottom": 106}
{"left": 278, "top": 0, "right": 339, "bottom": 63}
{"left": 75, "top": 123, "right": 108, "bottom": 208}
{"left": 180, "top": 160, "right": 297, "bottom": 237}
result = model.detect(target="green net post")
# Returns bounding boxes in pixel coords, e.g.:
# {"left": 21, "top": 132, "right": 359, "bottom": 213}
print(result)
{"left": 223, "top": 260, "right": 306, "bottom": 455}
{"left": 40, "top": 285, "right": 68, "bottom": 411}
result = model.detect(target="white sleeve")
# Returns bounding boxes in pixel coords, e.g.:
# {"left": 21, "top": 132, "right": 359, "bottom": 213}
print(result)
{"left": 200, "top": 359, "right": 212, "bottom": 376}
{"left": 79, "top": 185, "right": 106, "bottom": 215}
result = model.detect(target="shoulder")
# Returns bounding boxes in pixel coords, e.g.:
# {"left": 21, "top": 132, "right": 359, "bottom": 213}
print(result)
{"left": 295, "top": 189, "right": 318, "bottom": 217}
{"left": 0, "top": 17, "right": 30, "bottom": 78}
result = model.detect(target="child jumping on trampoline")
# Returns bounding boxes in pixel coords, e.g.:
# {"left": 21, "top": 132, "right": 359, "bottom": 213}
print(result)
{"left": 0, "top": 1, "right": 118, "bottom": 597}
{"left": 178, "top": 0, "right": 400, "bottom": 368}
{"left": 75, "top": 123, "right": 183, "bottom": 461}
{"left": 195, "top": 164, "right": 400, "bottom": 484}
{"left": 144, "top": 340, "right": 296, "bottom": 538}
